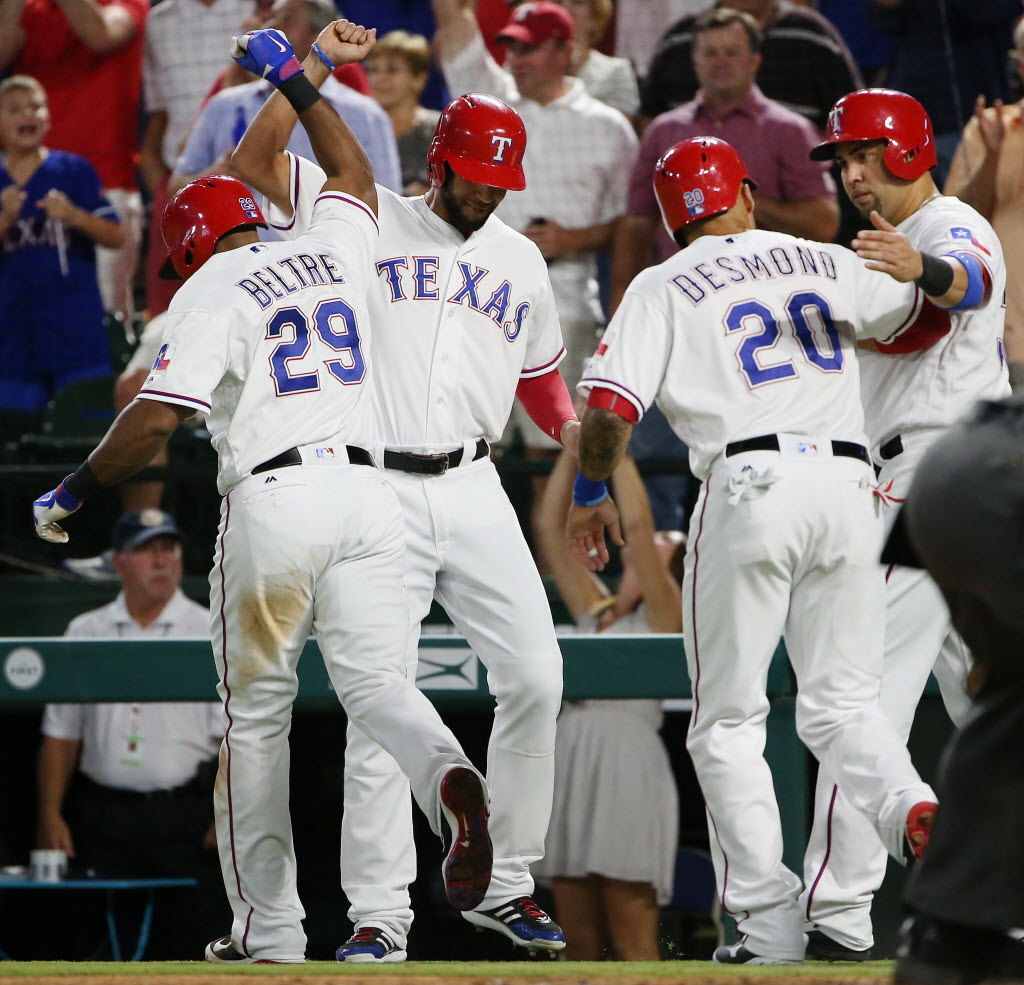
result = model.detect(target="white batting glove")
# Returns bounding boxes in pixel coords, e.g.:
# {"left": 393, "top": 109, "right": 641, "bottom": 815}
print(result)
{"left": 32, "top": 478, "right": 84, "bottom": 544}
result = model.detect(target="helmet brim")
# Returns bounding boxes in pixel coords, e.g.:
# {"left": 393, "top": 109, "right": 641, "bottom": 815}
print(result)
{"left": 447, "top": 153, "right": 526, "bottom": 192}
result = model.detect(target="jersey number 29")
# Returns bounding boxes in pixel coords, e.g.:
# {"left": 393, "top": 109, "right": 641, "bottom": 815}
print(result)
{"left": 266, "top": 299, "right": 365, "bottom": 396}
{"left": 725, "top": 291, "right": 843, "bottom": 388}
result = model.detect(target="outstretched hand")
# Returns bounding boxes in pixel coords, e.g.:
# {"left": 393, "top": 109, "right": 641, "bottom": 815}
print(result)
{"left": 567, "top": 496, "right": 624, "bottom": 572}
{"left": 315, "top": 19, "right": 377, "bottom": 66}
{"left": 231, "top": 28, "right": 304, "bottom": 88}
{"left": 852, "top": 210, "right": 923, "bottom": 283}
{"left": 32, "top": 479, "right": 84, "bottom": 544}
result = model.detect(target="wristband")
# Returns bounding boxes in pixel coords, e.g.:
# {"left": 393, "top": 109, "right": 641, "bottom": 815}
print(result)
{"left": 573, "top": 472, "right": 608, "bottom": 507}
{"left": 279, "top": 73, "right": 323, "bottom": 115}
{"left": 915, "top": 252, "right": 955, "bottom": 298}
{"left": 63, "top": 461, "right": 107, "bottom": 500}
{"left": 946, "top": 251, "right": 986, "bottom": 311}
{"left": 311, "top": 42, "right": 334, "bottom": 70}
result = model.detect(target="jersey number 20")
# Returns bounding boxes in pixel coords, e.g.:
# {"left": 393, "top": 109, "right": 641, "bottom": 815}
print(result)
{"left": 725, "top": 291, "right": 843, "bottom": 388}
{"left": 266, "top": 299, "right": 365, "bottom": 396}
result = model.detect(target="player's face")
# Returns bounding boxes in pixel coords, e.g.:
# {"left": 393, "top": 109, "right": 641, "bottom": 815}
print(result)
{"left": 0, "top": 86, "right": 50, "bottom": 152}
{"left": 266, "top": 0, "right": 316, "bottom": 60}
{"left": 366, "top": 52, "right": 428, "bottom": 112}
{"left": 833, "top": 140, "right": 904, "bottom": 220}
{"left": 437, "top": 171, "right": 507, "bottom": 235}
{"left": 114, "top": 535, "right": 183, "bottom": 608}
{"left": 692, "top": 22, "right": 761, "bottom": 102}
{"left": 503, "top": 39, "right": 572, "bottom": 100}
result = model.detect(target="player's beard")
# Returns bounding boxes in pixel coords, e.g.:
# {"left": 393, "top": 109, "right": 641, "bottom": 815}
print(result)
{"left": 439, "top": 180, "right": 497, "bottom": 236}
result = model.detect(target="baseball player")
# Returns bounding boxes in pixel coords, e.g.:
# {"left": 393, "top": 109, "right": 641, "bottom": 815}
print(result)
{"left": 230, "top": 73, "right": 576, "bottom": 960}
{"left": 799, "top": 88, "right": 1009, "bottom": 962}
{"left": 570, "top": 136, "right": 941, "bottom": 965}
{"left": 30, "top": 22, "right": 493, "bottom": 964}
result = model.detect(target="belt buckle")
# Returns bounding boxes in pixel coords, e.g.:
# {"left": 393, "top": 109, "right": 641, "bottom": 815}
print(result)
{"left": 433, "top": 453, "right": 450, "bottom": 476}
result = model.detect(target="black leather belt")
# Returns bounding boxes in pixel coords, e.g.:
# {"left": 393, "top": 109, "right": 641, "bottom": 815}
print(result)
{"left": 252, "top": 445, "right": 374, "bottom": 475}
{"left": 725, "top": 433, "right": 870, "bottom": 465}
{"left": 383, "top": 438, "right": 488, "bottom": 476}
{"left": 878, "top": 434, "right": 904, "bottom": 461}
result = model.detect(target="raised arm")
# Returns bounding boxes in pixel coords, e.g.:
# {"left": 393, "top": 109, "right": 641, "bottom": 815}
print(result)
{"left": 231, "top": 20, "right": 377, "bottom": 212}
{"left": 431, "top": 0, "right": 482, "bottom": 63}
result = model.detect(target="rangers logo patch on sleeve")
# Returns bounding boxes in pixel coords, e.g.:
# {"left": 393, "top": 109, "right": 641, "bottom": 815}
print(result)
{"left": 950, "top": 226, "right": 991, "bottom": 255}
{"left": 149, "top": 343, "right": 174, "bottom": 376}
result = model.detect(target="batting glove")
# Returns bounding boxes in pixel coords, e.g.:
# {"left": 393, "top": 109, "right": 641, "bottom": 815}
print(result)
{"left": 33, "top": 478, "right": 83, "bottom": 544}
{"left": 231, "top": 29, "right": 305, "bottom": 89}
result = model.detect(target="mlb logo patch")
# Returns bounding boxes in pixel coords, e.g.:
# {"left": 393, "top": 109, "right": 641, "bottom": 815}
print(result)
{"left": 684, "top": 188, "right": 706, "bottom": 217}
{"left": 238, "top": 196, "right": 260, "bottom": 220}
{"left": 150, "top": 343, "right": 173, "bottom": 374}
{"left": 315, "top": 447, "right": 335, "bottom": 459}
{"left": 796, "top": 442, "right": 819, "bottom": 455}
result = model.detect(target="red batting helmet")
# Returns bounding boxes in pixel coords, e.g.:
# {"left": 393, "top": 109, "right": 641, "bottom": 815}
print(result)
{"left": 810, "top": 88, "right": 936, "bottom": 181}
{"left": 426, "top": 93, "right": 527, "bottom": 191}
{"left": 653, "top": 136, "right": 757, "bottom": 238}
{"left": 160, "top": 175, "right": 267, "bottom": 281}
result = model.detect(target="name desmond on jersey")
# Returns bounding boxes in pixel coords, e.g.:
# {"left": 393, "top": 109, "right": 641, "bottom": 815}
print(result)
{"left": 671, "top": 243, "right": 838, "bottom": 307}
{"left": 235, "top": 252, "right": 346, "bottom": 308}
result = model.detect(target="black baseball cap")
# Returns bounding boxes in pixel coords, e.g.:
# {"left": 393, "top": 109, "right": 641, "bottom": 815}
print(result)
{"left": 112, "top": 509, "right": 182, "bottom": 551}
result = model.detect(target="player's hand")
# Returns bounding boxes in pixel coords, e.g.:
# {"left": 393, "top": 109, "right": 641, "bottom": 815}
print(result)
{"left": 1, "top": 183, "right": 25, "bottom": 219}
{"left": 32, "top": 478, "right": 84, "bottom": 544}
{"left": 567, "top": 496, "right": 624, "bottom": 572}
{"left": 230, "top": 28, "right": 304, "bottom": 89}
{"left": 37, "top": 188, "right": 77, "bottom": 224}
{"left": 37, "top": 815, "right": 75, "bottom": 857}
{"left": 524, "top": 217, "right": 571, "bottom": 261}
{"left": 315, "top": 19, "right": 377, "bottom": 66}
{"left": 973, "top": 95, "right": 1007, "bottom": 154}
{"left": 853, "top": 211, "right": 923, "bottom": 283}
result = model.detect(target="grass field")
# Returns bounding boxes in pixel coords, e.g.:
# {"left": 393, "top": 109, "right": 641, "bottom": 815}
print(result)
{"left": 0, "top": 960, "right": 897, "bottom": 985}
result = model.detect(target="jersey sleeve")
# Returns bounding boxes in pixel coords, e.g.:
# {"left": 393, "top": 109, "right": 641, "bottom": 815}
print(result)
{"left": 852, "top": 263, "right": 925, "bottom": 343}
{"left": 919, "top": 213, "right": 999, "bottom": 305}
{"left": 136, "top": 307, "right": 232, "bottom": 415}
{"left": 578, "top": 285, "right": 671, "bottom": 421}
{"left": 41, "top": 703, "right": 84, "bottom": 740}
{"left": 520, "top": 270, "right": 566, "bottom": 378}
{"left": 263, "top": 151, "right": 328, "bottom": 241}
{"left": 301, "top": 191, "right": 380, "bottom": 293}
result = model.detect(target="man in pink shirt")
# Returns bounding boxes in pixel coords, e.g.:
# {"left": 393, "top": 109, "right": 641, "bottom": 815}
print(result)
{"left": 610, "top": 6, "right": 837, "bottom": 310}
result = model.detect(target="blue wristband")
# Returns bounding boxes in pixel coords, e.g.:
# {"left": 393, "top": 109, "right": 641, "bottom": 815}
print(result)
{"left": 573, "top": 472, "right": 608, "bottom": 507}
{"left": 945, "top": 251, "right": 986, "bottom": 311}
{"left": 311, "top": 42, "right": 334, "bottom": 70}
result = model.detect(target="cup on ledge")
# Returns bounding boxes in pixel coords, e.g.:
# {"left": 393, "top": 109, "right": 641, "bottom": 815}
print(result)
{"left": 30, "top": 849, "right": 67, "bottom": 883}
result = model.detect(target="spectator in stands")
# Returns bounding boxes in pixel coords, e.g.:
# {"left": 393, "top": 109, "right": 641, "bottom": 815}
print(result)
{"left": 365, "top": 30, "right": 439, "bottom": 196}
{"left": 0, "top": 0, "right": 147, "bottom": 323}
{"left": 140, "top": 0, "right": 248, "bottom": 316}
{"left": 866, "top": 0, "right": 1019, "bottom": 183}
{"left": 36, "top": 509, "right": 225, "bottom": 957}
{"left": 613, "top": 0, "right": 708, "bottom": 81}
{"left": 432, "top": 0, "right": 637, "bottom": 472}
{"left": 640, "top": 0, "right": 862, "bottom": 130}
{"left": 0, "top": 76, "right": 123, "bottom": 431}
{"left": 611, "top": 8, "right": 838, "bottom": 307}
{"left": 555, "top": 0, "right": 640, "bottom": 119}
{"left": 945, "top": 17, "right": 1024, "bottom": 392}
{"left": 170, "top": 0, "right": 401, "bottom": 197}
{"left": 535, "top": 448, "right": 679, "bottom": 961}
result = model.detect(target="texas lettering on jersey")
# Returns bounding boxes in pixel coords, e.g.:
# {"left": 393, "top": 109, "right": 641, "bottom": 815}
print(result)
{"left": 375, "top": 255, "right": 531, "bottom": 342}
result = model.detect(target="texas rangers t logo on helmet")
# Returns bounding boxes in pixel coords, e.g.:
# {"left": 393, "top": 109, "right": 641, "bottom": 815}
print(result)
{"left": 828, "top": 104, "right": 844, "bottom": 136}
{"left": 491, "top": 135, "right": 514, "bottom": 163}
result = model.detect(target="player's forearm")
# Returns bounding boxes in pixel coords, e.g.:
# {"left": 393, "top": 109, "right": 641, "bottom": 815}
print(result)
{"left": 609, "top": 215, "right": 658, "bottom": 316}
{"left": 0, "top": 0, "right": 26, "bottom": 69}
{"left": 300, "top": 96, "right": 375, "bottom": 206}
{"left": 37, "top": 736, "right": 79, "bottom": 822}
{"left": 579, "top": 406, "right": 632, "bottom": 480}
{"left": 55, "top": 0, "right": 135, "bottom": 52}
{"left": 81, "top": 399, "right": 189, "bottom": 488}
{"left": 756, "top": 195, "right": 839, "bottom": 242}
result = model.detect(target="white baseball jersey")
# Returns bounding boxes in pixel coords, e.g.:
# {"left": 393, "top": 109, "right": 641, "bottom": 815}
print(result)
{"left": 581, "top": 227, "right": 922, "bottom": 479}
{"left": 265, "top": 153, "right": 565, "bottom": 449}
{"left": 859, "top": 195, "right": 1009, "bottom": 448}
{"left": 137, "top": 190, "right": 379, "bottom": 493}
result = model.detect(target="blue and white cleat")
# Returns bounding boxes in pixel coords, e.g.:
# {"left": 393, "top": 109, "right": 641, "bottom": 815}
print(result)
{"left": 335, "top": 926, "right": 407, "bottom": 963}
{"left": 463, "top": 896, "right": 566, "bottom": 957}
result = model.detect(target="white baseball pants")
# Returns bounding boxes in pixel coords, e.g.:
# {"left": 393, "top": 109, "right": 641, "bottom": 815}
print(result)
{"left": 801, "top": 435, "right": 973, "bottom": 951}
{"left": 683, "top": 444, "right": 936, "bottom": 961}
{"left": 209, "top": 459, "right": 480, "bottom": 961}
{"left": 340, "top": 456, "right": 562, "bottom": 947}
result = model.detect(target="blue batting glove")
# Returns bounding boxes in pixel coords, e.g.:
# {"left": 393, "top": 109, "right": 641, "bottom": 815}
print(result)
{"left": 33, "top": 478, "right": 83, "bottom": 544}
{"left": 231, "top": 29, "right": 305, "bottom": 89}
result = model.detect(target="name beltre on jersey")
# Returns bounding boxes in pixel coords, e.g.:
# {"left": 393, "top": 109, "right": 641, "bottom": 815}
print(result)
{"left": 235, "top": 251, "right": 347, "bottom": 309}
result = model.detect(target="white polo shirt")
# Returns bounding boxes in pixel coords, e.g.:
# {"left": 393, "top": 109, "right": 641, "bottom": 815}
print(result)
{"left": 42, "top": 590, "right": 223, "bottom": 792}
